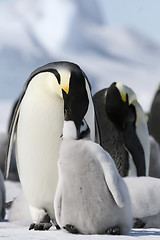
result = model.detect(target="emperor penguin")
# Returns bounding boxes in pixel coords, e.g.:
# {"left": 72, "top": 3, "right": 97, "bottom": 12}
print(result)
{"left": 54, "top": 119, "right": 132, "bottom": 235}
{"left": 93, "top": 82, "right": 150, "bottom": 177}
{"left": 0, "top": 132, "right": 18, "bottom": 181}
{"left": 6, "top": 61, "right": 100, "bottom": 230}
{"left": 148, "top": 85, "right": 160, "bottom": 145}
{"left": 149, "top": 135, "right": 160, "bottom": 178}
{"left": 0, "top": 169, "right": 5, "bottom": 220}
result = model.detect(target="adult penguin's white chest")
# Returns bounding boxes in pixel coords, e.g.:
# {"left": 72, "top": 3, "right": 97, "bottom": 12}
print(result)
{"left": 16, "top": 72, "right": 64, "bottom": 208}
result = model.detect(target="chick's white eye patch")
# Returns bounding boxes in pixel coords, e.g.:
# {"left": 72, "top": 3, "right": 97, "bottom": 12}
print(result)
{"left": 80, "top": 119, "right": 88, "bottom": 133}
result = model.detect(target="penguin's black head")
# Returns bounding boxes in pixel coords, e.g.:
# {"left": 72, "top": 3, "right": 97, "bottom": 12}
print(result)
{"left": 105, "top": 82, "right": 129, "bottom": 130}
{"left": 62, "top": 63, "right": 89, "bottom": 138}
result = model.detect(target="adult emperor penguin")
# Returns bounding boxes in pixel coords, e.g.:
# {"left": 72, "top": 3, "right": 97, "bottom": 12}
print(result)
{"left": 148, "top": 85, "right": 160, "bottom": 145}
{"left": 149, "top": 135, "right": 160, "bottom": 178}
{"left": 93, "top": 89, "right": 128, "bottom": 177}
{"left": 54, "top": 119, "right": 132, "bottom": 235}
{"left": 93, "top": 82, "right": 150, "bottom": 177}
{"left": 0, "top": 169, "right": 5, "bottom": 220}
{"left": 0, "top": 133, "right": 18, "bottom": 181}
{"left": 6, "top": 61, "right": 99, "bottom": 230}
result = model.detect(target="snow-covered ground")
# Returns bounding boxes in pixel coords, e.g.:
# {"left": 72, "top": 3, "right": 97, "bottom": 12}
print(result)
{"left": 1, "top": 222, "right": 160, "bottom": 240}
{"left": 2, "top": 179, "right": 160, "bottom": 240}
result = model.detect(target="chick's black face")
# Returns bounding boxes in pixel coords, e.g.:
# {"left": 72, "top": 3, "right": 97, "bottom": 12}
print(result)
{"left": 105, "top": 83, "right": 129, "bottom": 130}
{"left": 62, "top": 67, "right": 89, "bottom": 137}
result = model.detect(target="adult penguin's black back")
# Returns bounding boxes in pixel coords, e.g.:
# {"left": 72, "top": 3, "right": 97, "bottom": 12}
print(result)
{"left": 148, "top": 86, "right": 160, "bottom": 145}
{"left": 93, "top": 82, "right": 150, "bottom": 177}
{"left": 93, "top": 89, "right": 129, "bottom": 177}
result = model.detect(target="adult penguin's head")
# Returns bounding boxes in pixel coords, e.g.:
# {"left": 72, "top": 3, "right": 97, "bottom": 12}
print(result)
{"left": 23, "top": 61, "right": 91, "bottom": 139}
{"left": 105, "top": 82, "right": 129, "bottom": 130}
{"left": 60, "top": 62, "right": 89, "bottom": 138}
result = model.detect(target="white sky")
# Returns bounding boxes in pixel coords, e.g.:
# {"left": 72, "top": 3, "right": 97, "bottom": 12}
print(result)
{"left": 0, "top": 0, "right": 160, "bottom": 41}
{"left": 101, "top": 0, "right": 160, "bottom": 41}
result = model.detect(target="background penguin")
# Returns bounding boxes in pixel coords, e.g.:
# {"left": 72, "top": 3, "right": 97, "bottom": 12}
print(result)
{"left": 0, "top": 98, "right": 20, "bottom": 181}
{"left": 149, "top": 135, "right": 160, "bottom": 178}
{"left": 6, "top": 61, "right": 99, "bottom": 230}
{"left": 148, "top": 85, "right": 160, "bottom": 145}
{"left": 0, "top": 169, "right": 5, "bottom": 220}
{"left": 0, "top": 133, "right": 18, "bottom": 181}
{"left": 93, "top": 88, "right": 129, "bottom": 177}
{"left": 124, "top": 176, "right": 160, "bottom": 228}
{"left": 54, "top": 120, "right": 132, "bottom": 235}
{"left": 0, "top": 99, "right": 20, "bottom": 182}
{"left": 93, "top": 82, "right": 150, "bottom": 177}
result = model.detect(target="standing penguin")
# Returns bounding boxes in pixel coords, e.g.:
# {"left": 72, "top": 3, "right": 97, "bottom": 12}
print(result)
{"left": 0, "top": 132, "right": 18, "bottom": 182}
{"left": 148, "top": 85, "right": 160, "bottom": 145}
{"left": 93, "top": 89, "right": 128, "bottom": 177}
{"left": 0, "top": 169, "right": 5, "bottom": 220}
{"left": 149, "top": 135, "right": 160, "bottom": 178}
{"left": 6, "top": 61, "right": 99, "bottom": 230}
{"left": 54, "top": 120, "right": 132, "bottom": 235}
{"left": 93, "top": 82, "right": 150, "bottom": 177}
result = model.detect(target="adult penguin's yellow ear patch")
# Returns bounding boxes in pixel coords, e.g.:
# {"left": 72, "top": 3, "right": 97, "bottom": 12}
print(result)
{"left": 60, "top": 69, "right": 71, "bottom": 94}
{"left": 62, "top": 86, "right": 69, "bottom": 94}
{"left": 121, "top": 93, "right": 127, "bottom": 102}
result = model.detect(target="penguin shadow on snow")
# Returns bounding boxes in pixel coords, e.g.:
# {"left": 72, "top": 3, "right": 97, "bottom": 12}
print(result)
{"left": 93, "top": 82, "right": 150, "bottom": 177}
{"left": 130, "top": 229, "right": 160, "bottom": 237}
{"left": 54, "top": 119, "right": 132, "bottom": 235}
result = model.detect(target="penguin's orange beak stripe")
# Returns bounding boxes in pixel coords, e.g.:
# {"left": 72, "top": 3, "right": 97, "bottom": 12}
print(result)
{"left": 62, "top": 86, "right": 69, "bottom": 94}
{"left": 121, "top": 93, "right": 126, "bottom": 102}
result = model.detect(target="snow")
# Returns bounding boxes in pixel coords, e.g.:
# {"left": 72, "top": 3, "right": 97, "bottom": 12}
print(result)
{"left": 1, "top": 180, "right": 160, "bottom": 240}
{"left": 1, "top": 222, "right": 160, "bottom": 240}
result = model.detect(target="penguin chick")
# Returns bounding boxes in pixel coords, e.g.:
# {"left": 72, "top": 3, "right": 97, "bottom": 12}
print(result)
{"left": 124, "top": 176, "right": 160, "bottom": 228}
{"left": 8, "top": 192, "right": 32, "bottom": 226}
{"left": 54, "top": 120, "right": 132, "bottom": 235}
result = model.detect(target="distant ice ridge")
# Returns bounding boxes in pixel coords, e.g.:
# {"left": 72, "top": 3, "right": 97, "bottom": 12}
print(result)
{"left": 0, "top": 0, "right": 160, "bottom": 112}
{"left": 0, "top": 101, "right": 13, "bottom": 133}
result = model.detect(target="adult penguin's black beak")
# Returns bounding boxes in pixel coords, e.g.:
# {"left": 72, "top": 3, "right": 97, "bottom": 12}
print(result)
{"left": 62, "top": 89, "right": 81, "bottom": 139}
{"left": 60, "top": 67, "right": 89, "bottom": 140}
